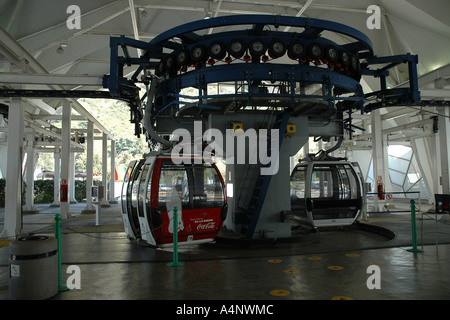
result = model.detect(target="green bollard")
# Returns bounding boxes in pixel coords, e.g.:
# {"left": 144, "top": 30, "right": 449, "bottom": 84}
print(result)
{"left": 407, "top": 200, "right": 423, "bottom": 253}
{"left": 167, "top": 207, "right": 184, "bottom": 267}
{"left": 54, "top": 214, "right": 69, "bottom": 291}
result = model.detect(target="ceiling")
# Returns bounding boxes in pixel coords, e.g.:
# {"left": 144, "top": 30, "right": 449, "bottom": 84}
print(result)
{"left": 0, "top": 0, "right": 449, "bottom": 143}
{"left": 0, "top": 0, "right": 449, "bottom": 87}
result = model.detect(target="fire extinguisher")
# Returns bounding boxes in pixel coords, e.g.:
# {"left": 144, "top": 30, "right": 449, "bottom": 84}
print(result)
{"left": 60, "top": 183, "right": 68, "bottom": 202}
{"left": 377, "top": 176, "right": 384, "bottom": 200}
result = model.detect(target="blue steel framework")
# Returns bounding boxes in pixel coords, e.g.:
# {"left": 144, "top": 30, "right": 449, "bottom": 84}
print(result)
{"left": 103, "top": 14, "right": 420, "bottom": 141}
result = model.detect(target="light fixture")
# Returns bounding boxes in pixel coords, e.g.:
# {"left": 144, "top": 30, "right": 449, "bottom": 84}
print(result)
{"left": 139, "top": 6, "right": 148, "bottom": 18}
{"left": 56, "top": 41, "right": 68, "bottom": 55}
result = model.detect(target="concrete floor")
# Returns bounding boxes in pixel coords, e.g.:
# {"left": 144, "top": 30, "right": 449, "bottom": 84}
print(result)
{"left": 1, "top": 202, "right": 450, "bottom": 302}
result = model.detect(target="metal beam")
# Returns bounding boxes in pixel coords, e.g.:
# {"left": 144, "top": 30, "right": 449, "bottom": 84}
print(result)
{"left": 420, "top": 89, "right": 450, "bottom": 100}
{"left": 0, "top": 25, "right": 114, "bottom": 139}
{"left": 397, "top": 63, "right": 450, "bottom": 88}
{"left": 0, "top": 73, "right": 103, "bottom": 87}
{"left": 128, "top": 0, "right": 142, "bottom": 57}
{"left": 284, "top": 0, "right": 314, "bottom": 32}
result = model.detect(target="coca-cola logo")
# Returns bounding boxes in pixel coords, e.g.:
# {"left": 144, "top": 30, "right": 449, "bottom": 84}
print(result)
{"left": 196, "top": 222, "right": 216, "bottom": 230}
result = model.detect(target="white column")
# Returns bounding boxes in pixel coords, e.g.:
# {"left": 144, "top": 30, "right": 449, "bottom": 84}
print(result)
{"left": 101, "top": 133, "right": 110, "bottom": 207}
{"left": 69, "top": 151, "right": 77, "bottom": 203}
{"left": 0, "top": 97, "right": 24, "bottom": 239}
{"left": 371, "top": 109, "right": 385, "bottom": 211}
{"left": 24, "top": 128, "right": 37, "bottom": 213}
{"left": 60, "top": 100, "right": 72, "bottom": 219}
{"left": 0, "top": 115, "right": 7, "bottom": 178}
{"left": 382, "top": 132, "right": 391, "bottom": 192}
{"left": 439, "top": 108, "right": 450, "bottom": 194}
{"left": 82, "top": 121, "right": 95, "bottom": 213}
{"left": 432, "top": 130, "right": 442, "bottom": 195}
{"left": 109, "top": 139, "right": 117, "bottom": 203}
{"left": 51, "top": 149, "right": 61, "bottom": 207}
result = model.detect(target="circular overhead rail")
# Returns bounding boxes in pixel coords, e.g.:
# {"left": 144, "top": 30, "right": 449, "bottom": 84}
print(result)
{"left": 139, "top": 15, "right": 373, "bottom": 122}
{"left": 103, "top": 14, "right": 420, "bottom": 139}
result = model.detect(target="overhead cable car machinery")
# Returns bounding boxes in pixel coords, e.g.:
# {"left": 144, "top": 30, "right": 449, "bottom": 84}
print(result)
{"left": 104, "top": 14, "right": 420, "bottom": 243}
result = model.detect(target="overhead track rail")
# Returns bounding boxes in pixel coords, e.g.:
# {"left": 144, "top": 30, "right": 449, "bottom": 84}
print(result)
{"left": 102, "top": 14, "right": 420, "bottom": 145}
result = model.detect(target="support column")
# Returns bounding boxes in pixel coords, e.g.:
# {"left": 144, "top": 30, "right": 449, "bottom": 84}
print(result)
{"left": 109, "top": 139, "right": 117, "bottom": 204}
{"left": 69, "top": 151, "right": 77, "bottom": 203}
{"left": 371, "top": 109, "right": 386, "bottom": 211}
{"left": 431, "top": 129, "right": 442, "bottom": 195}
{"left": 382, "top": 132, "right": 391, "bottom": 193}
{"left": 51, "top": 149, "right": 61, "bottom": 207}
{"left": 82, "top": 121, "right": 95, "bottom": 214}
{"left": 439, "top": 108, "right": 450, "bottom": 194}
{"left": 0, "top": 97, "right": 24, "bottom": 239}
{"left": 60, "top": 100, "right": 72, "bottom": 219}
{"left": 0, "top": 114, "right": 7, "bottom": 178}
{"left": 23, "top": 128, "right": 38, "bottom": 214}
{"left": 101, "top": 133, "right": 110, "bottom": 207}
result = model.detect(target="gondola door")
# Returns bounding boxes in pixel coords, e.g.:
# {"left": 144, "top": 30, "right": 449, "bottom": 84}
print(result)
{"left": 307, "top": 162, "right": 363, "bottom": 227}
{"left": 126, "top": 159, "right": 145, "bottom": 239}
{"left": 290, "top": 164, "right": 312, "bottom": 226}
{"left": 121, "top": 160, "right": 138, "bottom": 239}
{"left": 137, "top": 156, "right": 157, "bottom": 246}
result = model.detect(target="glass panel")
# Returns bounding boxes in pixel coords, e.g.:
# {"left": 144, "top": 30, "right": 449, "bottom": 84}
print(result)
{"left": 158, "top": 160, "right": 224, "bottom": 210}
{"left": 311, "top": 165, "right": 336, "bottom": 199}
{"left": 388, "top": 157, "right": 409, "bottom": 173}
{"left": 388, "top": 145, "right": 413, "bottom": 160}
{"left": 129, "top": 161, "right": 144, "bottom": 235}
{"left": 146, "top": 167, "right": 153, "bottom": 216}
{"left": 389, "top": 169, "right": 405, "bottom": 186}
{"left": 337, "top": 164, "right": 361, "bottom": 199}
{"left": 121, "top": 163, "right": 135, "bottom": 214}
{"left": 138, "top": 164, "right": 150, "bottom": 217}
{"left": 366, "top": 160, "right": 374, "bottom": 190}
{"left": 158, "top": 162, "right": 190, "bottom": 210}
{"left": 290, "top": 166, "right": 307, "bottom": 199}
{"left": 192, "top": 164, "right": 225, "bottom": 207}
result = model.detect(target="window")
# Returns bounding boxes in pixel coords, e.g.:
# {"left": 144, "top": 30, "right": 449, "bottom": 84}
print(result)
{"left": 311, "top": 164, "right": 360, "bottom": 200}
{"left": 158, "top": 160, "right": 224, "bottom": 210}
{"left": 311, "top": 166, "right": 335, "bottom": 199}
{"left": 121, "top": 163, "right": 135, "bottom": 214}
{"left": 290, "top": 165, "right": 307, "bottom": 199}
{"left": 137, "top": 164, "right": 150, "bottom": 217}
{"left": 366, "top": 145, "right": 429, "bottom": 199}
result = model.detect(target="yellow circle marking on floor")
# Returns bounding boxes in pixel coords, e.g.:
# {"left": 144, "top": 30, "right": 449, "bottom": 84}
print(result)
{"left": 328, "top": 265, "right": 344, "bottom": 271}
{"left": 412, "top": 259, "right": 424, "bottom": 263}
{"left": 331, "top": 296, "right": 354, "bottom": 300}
{"left": 283, "top": 269, "right": 300, "bottom": 274}
{"left": 345, "top": 253, "right": 360, "bottom": 257}
{"left": 0, "top": 241, "right": 10, "bottom": 248}
{"left": 270, "top": 289, "right": 290, "bottom": 297}
{"left": 308, "top": 256, "right": 322, "bottom": 261}
{"left": 267, "top": 259, "right": 283, "bottom": 264}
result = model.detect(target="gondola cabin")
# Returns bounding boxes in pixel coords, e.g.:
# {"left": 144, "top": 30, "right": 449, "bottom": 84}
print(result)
{"left": 121, "top": 154, "right": 227, "bottom": 247}
{"left": 290, "top": 160, "right": 364, "bottom": 228}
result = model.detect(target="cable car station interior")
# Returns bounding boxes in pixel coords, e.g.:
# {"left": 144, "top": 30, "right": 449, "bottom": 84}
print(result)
{"left": 0, "top": 0, "right": 450, "bottom": 302}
